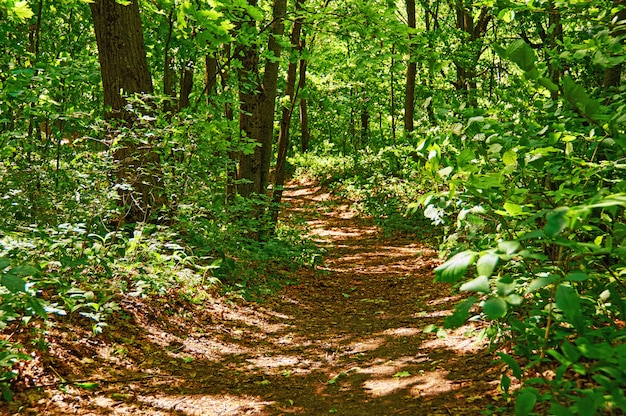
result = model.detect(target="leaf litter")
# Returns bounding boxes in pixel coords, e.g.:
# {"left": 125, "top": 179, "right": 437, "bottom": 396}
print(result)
{"left": 4, "top": 178, "right": 501, "bottom": 415}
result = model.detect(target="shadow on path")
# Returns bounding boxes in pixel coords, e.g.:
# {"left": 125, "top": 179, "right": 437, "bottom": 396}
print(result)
{"left": 5, "top": 179, "right": 500, "bottom": 416}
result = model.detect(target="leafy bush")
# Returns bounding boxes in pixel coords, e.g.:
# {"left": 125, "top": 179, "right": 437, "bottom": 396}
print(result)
{"left": 420, "top": 39, "right": 626, "bottom": 415}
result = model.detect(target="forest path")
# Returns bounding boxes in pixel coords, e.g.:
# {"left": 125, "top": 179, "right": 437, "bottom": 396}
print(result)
{"left": 6, "top": 179, "right": 499, "bottom": 415}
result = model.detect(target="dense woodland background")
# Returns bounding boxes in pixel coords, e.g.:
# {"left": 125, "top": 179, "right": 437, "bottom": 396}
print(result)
{"left": 1, "top": 0, "right": 625, "bottom": 414}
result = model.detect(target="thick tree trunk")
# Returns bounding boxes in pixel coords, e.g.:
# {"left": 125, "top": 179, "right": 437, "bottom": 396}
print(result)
{"left": 404, "top": 0, "right": 416, "bottom": 133}
{"left": 271, "top": 0, "right": 305, "bottom": 227}
{"left": 237, "top": 0, "right": 287, "bottom": 199}
{"left": 90, "top": 0, "right": 167, "bottom": 223}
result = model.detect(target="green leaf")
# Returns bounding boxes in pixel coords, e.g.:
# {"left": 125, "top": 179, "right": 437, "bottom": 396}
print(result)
{"left": 27, "top": 297, "right": 47, "bottom": 319}
{"left": 498, "top": 9, "right": 515, "bottom": 23}
{"left": 11, "top": 1, "right": 34, "bottom": 21}
{"left": 483, "top": 297, "right": 507, "bottom": 319}
{"left": 549, "top": 402, "right": 574, "bottom": 416}
{"left": 393, "top": 371, "right": 411, "bottom": 378}
{"left": 500, "top": 373, "right": 511, "bottom": 394}
{"left": 507, "top": 40, "right": 537, "bottom": 72}
{"left": 460, "top": 275, "right": 490, "bottom": 293}
{"left": 538, "top": 77, "right": 559, "bottom": 92}
{"left": 555, "top": 284, "right": 583, "bottom": 331}
{"left": 527, "top": 276, "right": 556, "bottom": 293}
{"left": 561, "top": 341, "right": 580, "bottom": 362}
{"left": 476, "top": 252, "right": 499, "bottom": 277}
{"left": 9, "top": 264, "right": 38, "bottom": 277}
{"left": 498, "top": 241, "right": 520, "bottom": 255}
{"left": 73, "top": 382, "right": 99, "bottom": 390}
{"left": 0, "top": 258, "right": 10, "bottom": 270}
{"left": 565, "top": 271, "right": 589, "bottom": 282}
{"left": 502, "top": 202, "right": 523, "bottom": 216}
{"left": 497, "top": 352, "right": 523, "bottom": 379}
{"left": 434, "top": 251, "right": 476, "bottom": 283}
{"left": 444, "top": 296, "right": 478, "bottom": 328}
{"left": 576, "top": 396, "right": 595, "bottom": 416}
{"left": 544, "top": 207, "right": 569, "bottom": 238}
{"left": 504, "top": 294, "right": 523, "bottom": 305}
{"left": 456, "top": 148, "right": 475, "bottom": 168}
{"left": 515, "top": 389, "right": 537, "bottom": 416}
{"left": 1, "top": 382, "right": 14, "bottom": 402}
{"left": 1, "top": 274, "right": 27, "bottom": 293}
{"left": 502, "top": 150, "right": 517, "bottom": 166}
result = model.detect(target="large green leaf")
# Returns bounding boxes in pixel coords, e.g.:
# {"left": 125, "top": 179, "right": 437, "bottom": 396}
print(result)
{"left": 27, "top": 297, "right": 48, "bottom": 319}
{"left": 507, "top": 40, "right": 537, "bottom": 72}
{"left": 460, "top": 275, "right": 490, "bottom": 293}
{"left": 555, "top": 284, "right": 584, "bottom": 331}
{"left": 1, "top": 274, "right": 27, "bottom": 293}
{"left": 444, "top": 296, "right": 478, "bottom": 328}
{"left": 498, "top": 241, "right": 520, "bottom": 255}
{"left": 562, "top": 76, "right": 602, "bottom": 119}
{"left": 544, "top": 207, "right": 569, "bottom": 238}
{"left": 476, "top": 252, "right": 499, "bottom": 277}
{"left": 0, "top": 258, "right": 10, "bottom": 270}
{"left": 515, "top": 389, "right": 537, "bottom": 416}
{"left": 434, "top": 251, "right": 476, "bottom": 283}
{"left": 483, "top": 297, "right": 508, "bottom": 319}
{"left": 498, "top": 352, "right": 522, "bottom": 379}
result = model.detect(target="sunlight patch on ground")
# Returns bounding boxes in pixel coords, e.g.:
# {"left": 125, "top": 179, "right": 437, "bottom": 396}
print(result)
{"left": 345, "top": 336, "right": 386, "bottom": 354}
{"left": 362, "top": 369, "right": 453, "bottom": 397}
{"left": 246, "top": 354, "right": 301, "bottom": 370}
{"left": 381, "top": 327, "right": 422, "bottom": 337}
{"left": 139, "top": 393, "right": 272, "bottom": 415}
{"left": 420, "top": 325, "right": 487, "bottom": 354}
{"left": 356, "top": 355, "right": 429, "bottom": 377}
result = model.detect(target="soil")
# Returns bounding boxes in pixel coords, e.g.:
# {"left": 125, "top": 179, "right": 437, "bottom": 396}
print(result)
{"left": 3, "top": 178, "right": 502, "bottom": 415}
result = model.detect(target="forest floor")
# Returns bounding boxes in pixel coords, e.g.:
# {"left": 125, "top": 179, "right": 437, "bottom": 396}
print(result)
{"left": 4, "top": 178, "right": 504, "bottom": 415}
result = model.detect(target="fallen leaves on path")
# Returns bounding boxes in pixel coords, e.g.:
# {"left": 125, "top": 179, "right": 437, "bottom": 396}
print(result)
{"left": 4, "top": 178, "right": 501, "bottom": 415}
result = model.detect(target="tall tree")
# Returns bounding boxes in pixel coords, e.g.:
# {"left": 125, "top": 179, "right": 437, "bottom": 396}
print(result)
{"left": 271, "top": 0, "right": 305, "bottom": 226}
{"left": 452, "top": 0, "right": 491, "bottom": 104}
{"left": 236, "top": 0, "right": 287, "bottom": 198}
{"left": 404, "top": 0, "right": 417, "bottom": 134}
{"left": 603, "top": 0, "right": 625, "bottom": 91}
{"left": 90, "top": 0, "right": 167, "bottom": 223}
{"left": 299, "top": 38, "right": 310, "bottom": 153}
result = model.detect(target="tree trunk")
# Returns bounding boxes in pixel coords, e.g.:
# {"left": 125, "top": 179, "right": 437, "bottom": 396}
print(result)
{"left": 205, "top": 55, "right": 218, "bottom": 105}
{"left": 548, "top": 0, "right": 563, "bottom": 101}
{"left": 271, "top": 0, "right": 305, "bottom": 228}
{"left": 603, "top": 0, "right": 625, "bottom": 91}
{"left": 452, "top": 2, "right": 490, "bottom": 105}
{"left": 90, "top": 0, "right": 167, "bottom": 224}
{"left": 404, "top": 0, "right": 416, "bottom": 134}
{"left": 237, "top": 0, "right": 287, "bottom": 199}
{"left": 298, "top": 41, "right": 310, "bottom": 153}
{"left": 163, "top": 7, "right": 177, "bottom": 113}
{"left": 178, "top": 61, "right": 193, "bottom": 110}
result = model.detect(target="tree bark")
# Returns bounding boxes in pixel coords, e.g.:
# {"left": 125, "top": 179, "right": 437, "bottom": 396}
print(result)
{"left": 90, "top": 0, "right": 167, "bottom": 224}
{"left": 404, "top": 0, "right": 416, "bottom": 134}
{"left": 237, "top": 0, "right": 287, "bottom": 199}
{"left": 603, "top": 0, "right": 625, "bottom": 91}
{"left": 299, "top": 39, "right": 310, "bottom": 153}
{"left": 271, "top": 0, "right": 305, "bottom": 227}
{"left": 178, "top": 61, "right": 194, "bottom": 110}
{"left": 452, "top": 1, "right": 491, "bottom": 104}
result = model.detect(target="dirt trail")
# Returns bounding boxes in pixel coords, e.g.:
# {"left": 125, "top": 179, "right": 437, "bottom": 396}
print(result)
{"left": 5, "top": 179, "right": 500, "bottom": 415}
